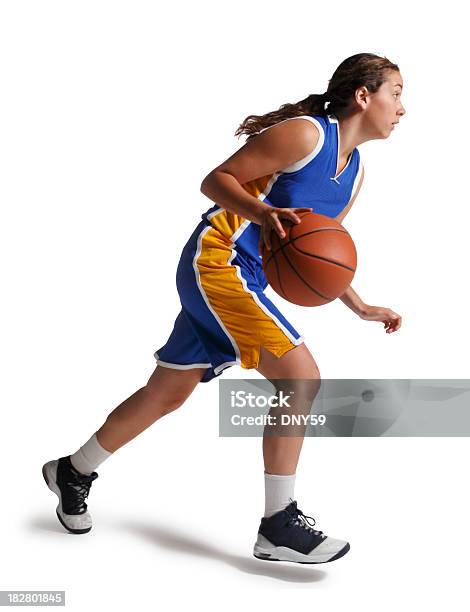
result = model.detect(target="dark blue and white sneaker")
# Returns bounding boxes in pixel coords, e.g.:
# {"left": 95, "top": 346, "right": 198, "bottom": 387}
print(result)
{"left": 253, "top": 499, "right": 350, "bottom": 564}
{"left": 42, "top": 455, "right": 98, "bottom": 534}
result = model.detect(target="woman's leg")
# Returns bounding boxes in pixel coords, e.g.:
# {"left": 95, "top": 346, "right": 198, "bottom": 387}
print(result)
{"left": 255, "top": 343, "right": 321, "bottom": 475}
{"left": 42, "top": 364, "right": 207, "bottom": 535}
{"left": 252, "top": 344, "right": 350, "bottom": 563}
{"left": 95, "top": 364, "right": 207, "bottom": 452}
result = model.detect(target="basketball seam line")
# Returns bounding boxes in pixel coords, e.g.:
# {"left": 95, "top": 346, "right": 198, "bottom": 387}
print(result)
{"left": 263, "top": 227, "right": 351, "bottom": 270}
{"left": 272, "top": 241, "right": 288, "bottom": 300}
{"left": 277, "top": 239, "right": 333, "bottom": 301}
{"left": 290, "top": 242, "right": 356, "bottom": 272}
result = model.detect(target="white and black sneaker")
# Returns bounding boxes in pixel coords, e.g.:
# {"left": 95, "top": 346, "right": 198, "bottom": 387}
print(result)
{"left": 42, "top": 455, "right": 98, "bottom": 534}
{"left": 253, "top": 499, "right": 350, "bottom": 564}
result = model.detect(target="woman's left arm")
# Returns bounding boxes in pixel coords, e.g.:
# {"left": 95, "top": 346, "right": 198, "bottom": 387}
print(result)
{"left": 335, "top": 166, "right": 402, "bottom": 334}
{"left": 339, "top": 286, "right": 402, "bottom": 334}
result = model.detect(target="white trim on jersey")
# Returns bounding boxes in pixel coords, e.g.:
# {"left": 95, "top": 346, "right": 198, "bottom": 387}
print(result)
{"left": 279, "top": 116, "right": 325, "bottom": 173}
{"left": 230, "top": 218, "right": 251, "bottom": 242}
{"left": 328, "top": 114, "right": 353, "bottom": 184}
{"left": 349, "top": 160, "right": 364, "bottom": 203}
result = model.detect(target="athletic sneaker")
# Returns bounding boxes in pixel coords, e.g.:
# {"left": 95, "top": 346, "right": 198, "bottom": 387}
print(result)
{"left": 42, "top": 455, "right": 98, "bottom": 534}
{"left": 253, "top": 499, "right": 350, "bottom": 564}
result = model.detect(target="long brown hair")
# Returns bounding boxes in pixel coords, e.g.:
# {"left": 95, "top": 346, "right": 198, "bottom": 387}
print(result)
{"left": 235, "top": 53, "right": 400, "bottom": 139}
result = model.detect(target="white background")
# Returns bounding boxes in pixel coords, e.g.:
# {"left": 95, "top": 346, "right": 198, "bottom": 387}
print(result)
{"left": 1, "top": 0, "right": 469, "bottom": 609}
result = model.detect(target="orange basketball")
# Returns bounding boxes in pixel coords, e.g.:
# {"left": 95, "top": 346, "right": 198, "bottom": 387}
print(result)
{"left": 260, "top": 211, "right": 357, "bottom": 307}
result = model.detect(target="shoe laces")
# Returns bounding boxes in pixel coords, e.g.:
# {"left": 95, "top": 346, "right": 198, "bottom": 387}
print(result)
{"left": 286, "top": 499, "right": 325, "bottom": 538}
{"left": 65, "top": 471, "right": 98, "bottom": 513}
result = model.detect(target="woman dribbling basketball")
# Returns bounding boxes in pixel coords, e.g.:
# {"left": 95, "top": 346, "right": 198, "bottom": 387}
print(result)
{"left": 43, "top": 52, "right": 405, "bottom": 564}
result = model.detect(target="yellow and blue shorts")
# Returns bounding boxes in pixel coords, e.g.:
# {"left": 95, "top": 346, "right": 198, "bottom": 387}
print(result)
{"left": 154, "top": 219, "right": 304, "bottom": 383}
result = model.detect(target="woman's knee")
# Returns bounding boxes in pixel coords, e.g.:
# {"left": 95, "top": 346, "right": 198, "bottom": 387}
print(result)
{"left": 270, "top": 378, "right": 321, "bottom": 416}
{"left": 144, "top": 364, "right": 205, "bottom": 415}
{"left": 255, "top": 343, "right": 321, "bottom": 419}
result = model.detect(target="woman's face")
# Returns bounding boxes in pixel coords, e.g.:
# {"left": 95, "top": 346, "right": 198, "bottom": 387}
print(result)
{"left": 366, "top": 70, "right": 406, "bottom": 138}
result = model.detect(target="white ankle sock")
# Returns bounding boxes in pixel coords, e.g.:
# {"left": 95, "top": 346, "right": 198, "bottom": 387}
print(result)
{"left": 70, "top": 433, "right": 113, "bottom": 475}
{"left": 264, "top": 472, "right": 296, "bottom": 518}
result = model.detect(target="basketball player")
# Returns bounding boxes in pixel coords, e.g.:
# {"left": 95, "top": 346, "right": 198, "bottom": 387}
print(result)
{"left": 42, "top": 53, "right": 405, "bottom": 564}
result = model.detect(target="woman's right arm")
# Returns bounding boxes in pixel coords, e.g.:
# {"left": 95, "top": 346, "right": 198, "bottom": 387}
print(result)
{"left": 200, "top": 119, "right": 319, "bottom": 249}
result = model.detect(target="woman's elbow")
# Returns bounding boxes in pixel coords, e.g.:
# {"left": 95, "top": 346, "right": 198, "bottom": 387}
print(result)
{"left": 200, "top": 172, "right": 214, "bottom": 194}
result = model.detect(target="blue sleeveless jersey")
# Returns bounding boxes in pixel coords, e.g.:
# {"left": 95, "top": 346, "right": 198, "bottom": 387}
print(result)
{"left": 200, "top": 113, "right": 363, "bottom": 262}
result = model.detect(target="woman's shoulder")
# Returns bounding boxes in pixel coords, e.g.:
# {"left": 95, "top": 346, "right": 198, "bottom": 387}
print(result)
{"left": 259, "top": 114, "right": 325, "bottom": 136}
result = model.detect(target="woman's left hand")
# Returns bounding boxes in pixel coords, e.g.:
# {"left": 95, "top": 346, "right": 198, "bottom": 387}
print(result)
{"left": 359, "top": 305, "right": 402, "bottom": 334}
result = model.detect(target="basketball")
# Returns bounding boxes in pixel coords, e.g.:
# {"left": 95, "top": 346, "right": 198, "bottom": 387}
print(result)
{"left": 260, "top": 211, "right": 357, "bottom": 307}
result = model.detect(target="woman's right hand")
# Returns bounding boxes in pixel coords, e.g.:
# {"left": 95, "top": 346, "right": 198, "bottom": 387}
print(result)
{"left": 258, "top": 207, "right": 313, "bottom": 251}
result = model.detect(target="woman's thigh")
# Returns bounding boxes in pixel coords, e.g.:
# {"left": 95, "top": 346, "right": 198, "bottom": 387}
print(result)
{"left": 256, "top": 343, "right": 320, "bottom": 380}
